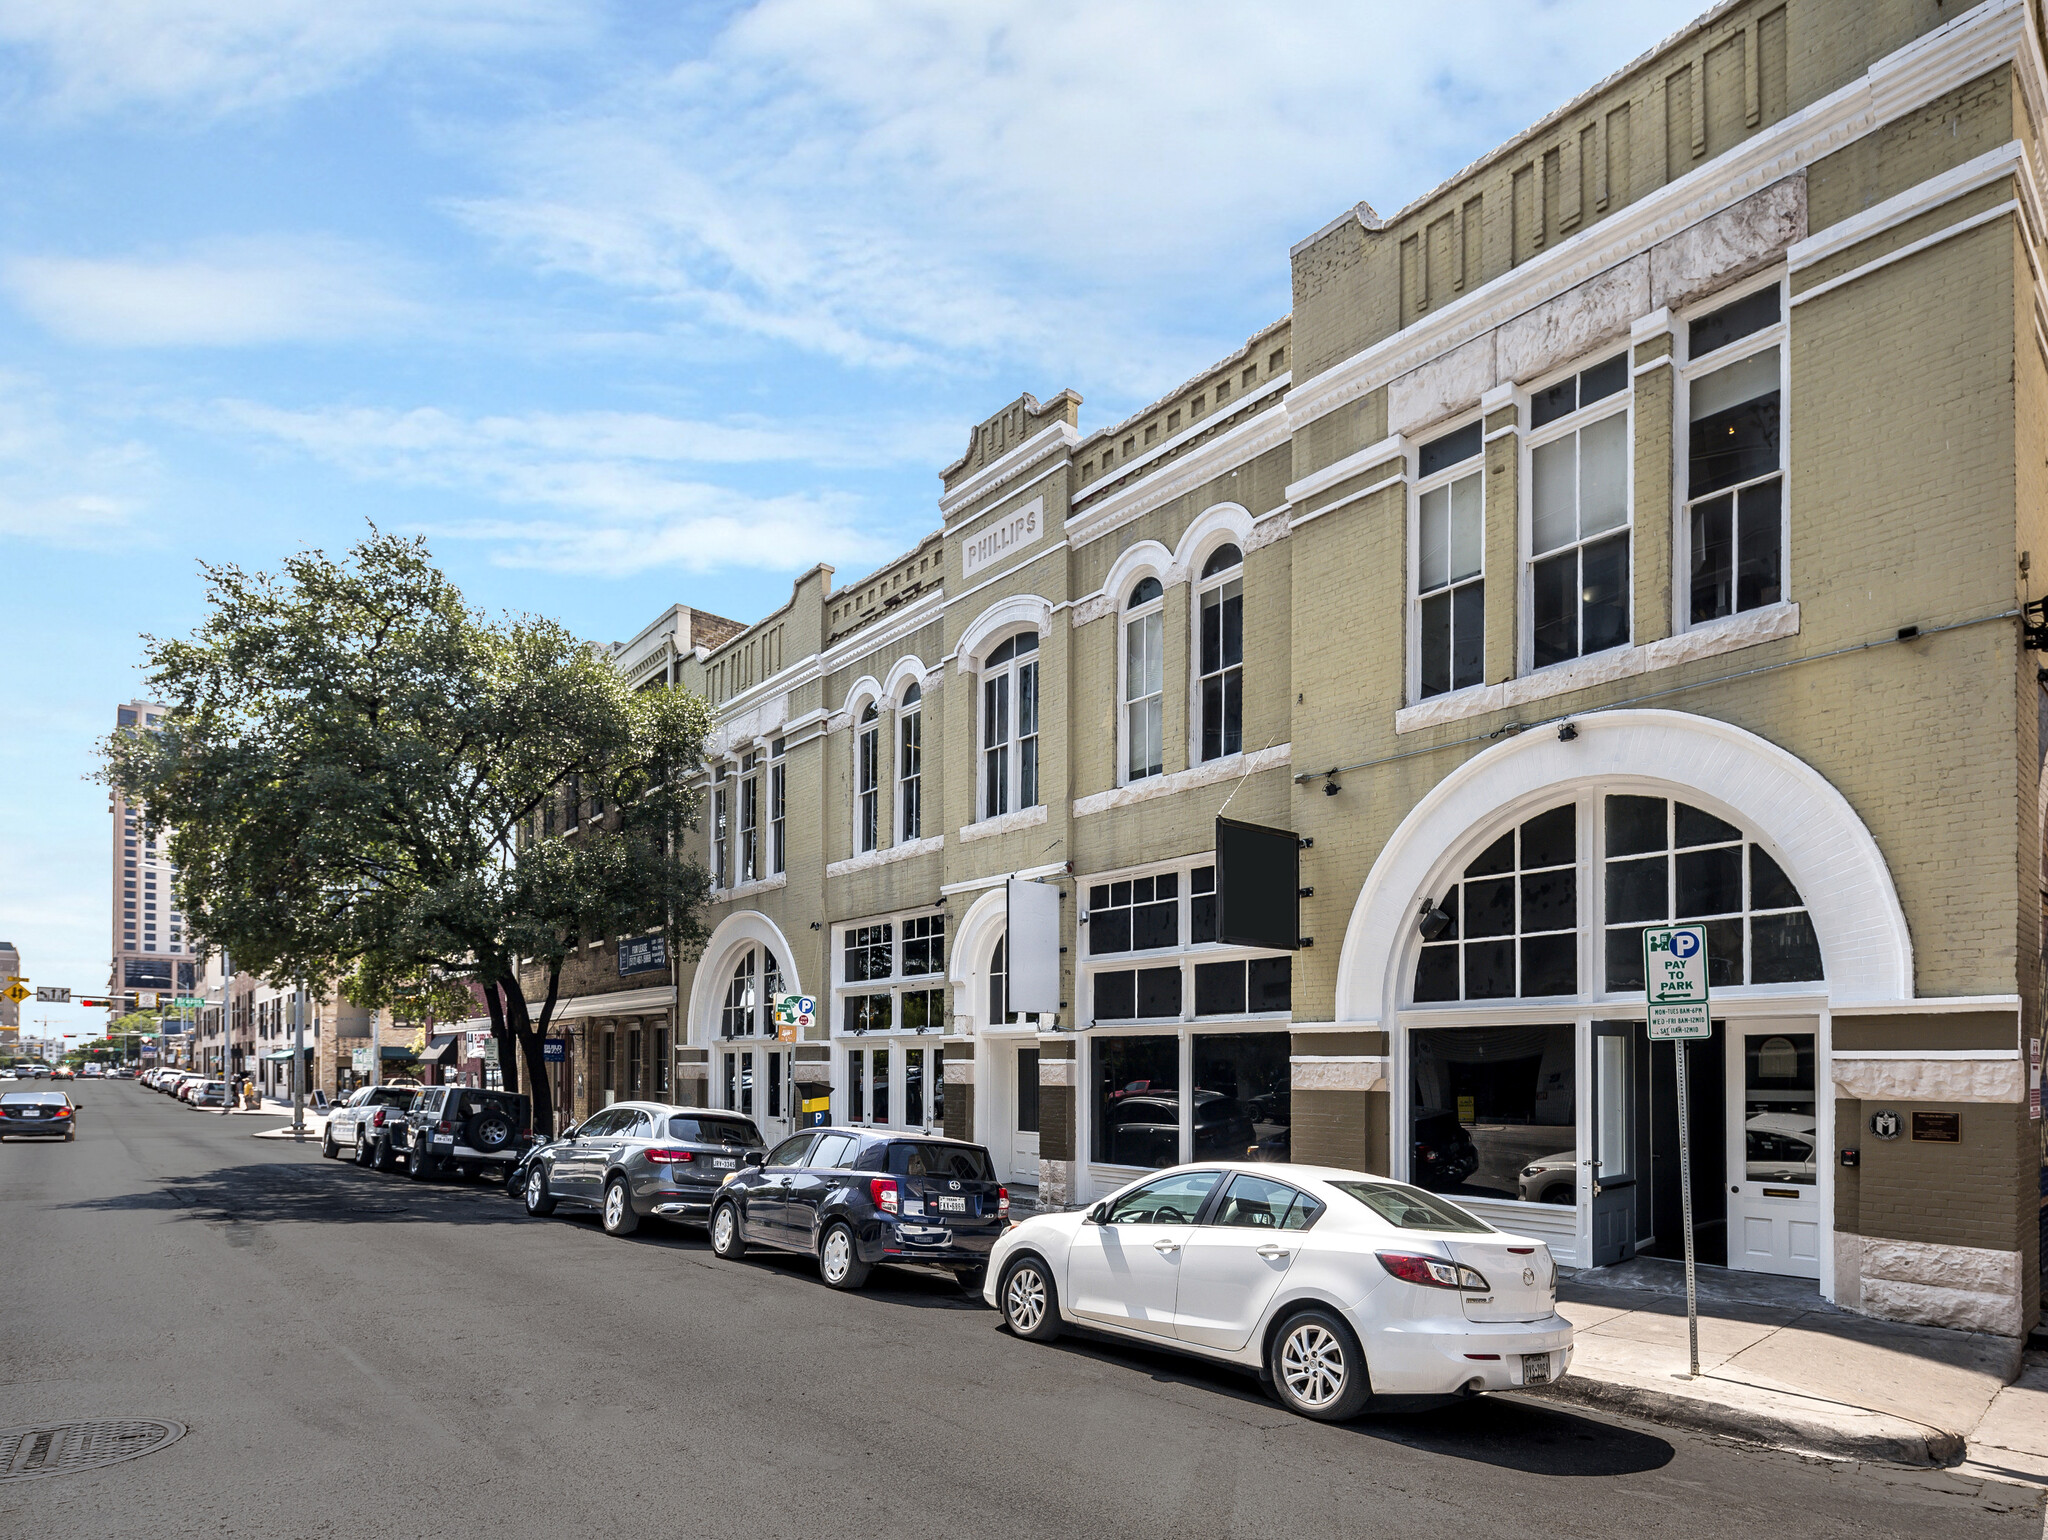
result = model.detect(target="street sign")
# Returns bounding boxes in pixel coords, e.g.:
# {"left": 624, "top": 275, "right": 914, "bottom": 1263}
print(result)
{"left": 173, "top": 997, "right": 204, "bottom": 1009}
{"left": 2, "top": 984, "right": 28, "bottom": 1004}
{"left": 34, "top": 987, "right": 70, "bottom": 1004}
{"left": 351, "top": 1047, "right": 372, "bottom": 1073}
{"left": 1643, "top": 924, "right": 1711, "bottom": 1039}
{"left": 541, "top": 1038, "right": 566, "bottom": 1063}
{"left": 773, "top": 994, "right": 816, "bottom": 1043}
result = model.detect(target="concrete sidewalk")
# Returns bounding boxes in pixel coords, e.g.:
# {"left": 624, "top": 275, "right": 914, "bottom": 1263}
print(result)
{"left": 1531, "top": 1255, "right": 2028, "bottom": 1473}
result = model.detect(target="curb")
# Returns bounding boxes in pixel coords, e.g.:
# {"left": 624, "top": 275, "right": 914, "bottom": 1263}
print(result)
{"left": 1528, "top": 1370, "right": 1965, "bottom": 1467}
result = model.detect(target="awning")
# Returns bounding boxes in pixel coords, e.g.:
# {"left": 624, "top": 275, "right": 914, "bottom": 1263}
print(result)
{"left": 262, "top": 1047, "right": 309, "bottom": 1062}
{"left": 379, "top": 1045, "right": 415, "bottom": 1060}
{"left": 418, "top": 1033, "right": 459, "bottom": 1065}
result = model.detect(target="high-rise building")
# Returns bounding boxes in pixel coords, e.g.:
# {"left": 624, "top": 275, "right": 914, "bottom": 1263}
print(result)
{"left": 109, "top": 701, "right": 200, "bottom": 1004}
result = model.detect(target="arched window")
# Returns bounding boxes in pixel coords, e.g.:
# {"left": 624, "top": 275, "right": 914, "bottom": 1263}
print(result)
{"left": 1197, "top": 545, "right": 1242, "bottom": 761}
{"left": 856, "top": 702, "right": 881, "bottom": 853}
{"left": 720, "top": 945, "right": 784, "bottom": 1036}
{"left": 988, "top": 934, "right": 1041, "bottom": 1026}
{"left": 981, "top": 632, "right": 1040, "bottom": 818}
{"left": 1124, "top": 577, "right": 1164, "bottom": 781}
{"left": 897, "top": 683, "right": 922, "bottom": 841}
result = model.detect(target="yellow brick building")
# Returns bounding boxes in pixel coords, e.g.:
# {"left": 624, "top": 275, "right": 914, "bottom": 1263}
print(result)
{"left": 530, "top": 0, "right": 2047, "bottom": 1342}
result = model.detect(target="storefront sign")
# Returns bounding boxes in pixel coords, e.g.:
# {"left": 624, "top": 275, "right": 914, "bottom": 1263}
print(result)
{"left": 1643, "top": 924, "right": 1711, "bottom": 1038}
{"left": 1910, "top": 1110, "right": 1960, "bottom": 1143}
{"left": 773, "top": 994, "right": 815, "bottom": 1043}
{"left": 618, "top": 935, "right": 668, "bottom": 978}
{"left": 542, "top": 1038, "right": 566, "bottom": 1063}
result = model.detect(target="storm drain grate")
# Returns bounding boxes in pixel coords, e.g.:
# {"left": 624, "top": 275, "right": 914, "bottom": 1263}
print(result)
{"left": 0, "top": 1420, "right": 186, "bottom": 1481}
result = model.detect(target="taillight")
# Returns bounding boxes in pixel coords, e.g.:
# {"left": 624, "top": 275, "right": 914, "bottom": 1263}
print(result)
{"left": 372, "top": 1109, "right": 386, "bottom": 1127}
{"left": 870, "top": 1177, "right": 899, "bottom": 1214}
{"left": 645, "top": 1148, "right": 695, "bottom": 1165}
{"left": 1377, "top": 1251, "right": 1488, "bottom": 1291}
{"left": 51, "top": 1107, "right": 71, "bottom": 1118}
{"left": 437, "top": 1120, "right": 452, "bottom": 1134}
{"left": 998, "top": 1186, "right": 1010, "bottom": 1218}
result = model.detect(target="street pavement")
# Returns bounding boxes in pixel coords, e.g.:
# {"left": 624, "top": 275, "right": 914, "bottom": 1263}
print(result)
{"left": 1, "top": 1086, "right": 2040, "bottom": 1540}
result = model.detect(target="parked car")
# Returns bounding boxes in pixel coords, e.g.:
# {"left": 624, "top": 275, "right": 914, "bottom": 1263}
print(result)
{"left": 188, "top": 1080, "right": 230, "bottom": 1109}
{"left": 322, "top": 1085, "right": 419, "bottom": 1168}
{"left": 522, "top": 1103, "right": 765, "bottom": 1233}
{"left": 1410, "top": 1108, "right": 1481, "bottom": 1190}
{"left": 1744, "top": 1113, "right": 1818, "bottom": 1183}
{"left": 986, "top": 1163, "right": 1571, "bottom": 1422}
{"left": 709, "top": 1127, "right": 1008, "bottom": 1290}
{"left": 1516, "top": 1149, "right": 1578, "bottom": 1205}
{"left": 391, "top": 1086, "right": 531, "bottom": 1180}
{"left": 0, "top": 1090, "right": 78, "bottom": 1140}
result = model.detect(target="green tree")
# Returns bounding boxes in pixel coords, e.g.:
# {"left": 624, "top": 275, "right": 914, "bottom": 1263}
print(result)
{"left": 103, "top": 530, "right": 712, "bottom": 1134}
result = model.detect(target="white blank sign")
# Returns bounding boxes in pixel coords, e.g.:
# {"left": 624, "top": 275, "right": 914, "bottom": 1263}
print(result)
{"left": 1006, "top": 877, "right": 1062, "bottom": 1016}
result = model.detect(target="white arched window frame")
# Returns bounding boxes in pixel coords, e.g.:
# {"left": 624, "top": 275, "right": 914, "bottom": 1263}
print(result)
{"left": 856, "top": 702, "right": 882, "bottom": 853}
{"left": 1194, "top": 544, "right": 1243, "bottom": 762}
{"left": 979, "top": 631, "right": 1040, "bottom": 819}
{"left": 1122, "top": 576, "right": 1165, "bottom": 782}
{"left": 718, "top": 942, "right": 785, "bottom": 1038}
{"left": 896, "top": 681, "right": 923, "bottom": 842}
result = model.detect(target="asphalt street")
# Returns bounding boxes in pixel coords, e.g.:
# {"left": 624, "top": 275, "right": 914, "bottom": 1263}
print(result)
{"left": 1, "top": 1085, "right": 2038, "bottom": 1540}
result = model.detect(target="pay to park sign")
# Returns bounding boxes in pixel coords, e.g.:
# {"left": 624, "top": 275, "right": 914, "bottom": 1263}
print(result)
{"left": 1643, "top": 924, "right": 1711, "bottom": 1039}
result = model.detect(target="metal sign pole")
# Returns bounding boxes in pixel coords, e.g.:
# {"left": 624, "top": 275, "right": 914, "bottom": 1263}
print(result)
{"left": 292, "top": 982, "right": 307, "bottom": 1142}
{"left": 1674, "top": 1038, "right": 1700, "bottom": 1380}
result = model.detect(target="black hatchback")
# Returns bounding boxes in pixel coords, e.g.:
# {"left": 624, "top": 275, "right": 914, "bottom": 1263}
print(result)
{"left": 709, "top": 1127, "right": 1009, "bottom": 1291}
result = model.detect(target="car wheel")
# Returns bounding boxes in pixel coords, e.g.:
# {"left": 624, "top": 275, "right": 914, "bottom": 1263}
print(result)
{"left": 65, "top": 1129, "right": 76, "bottom": 1142}
{"left": 710, "top": 1202, "right": 746, "bottom": 1259}
{"left": 371, "top": 1135, "right": 396, "bottom": 1173}
{"left": 320, "top": 1127, "right": 338, "bottom": 1159}
{"left": 354, "top": 1132, "right": 373, "bottom": 1167}
{"left": 407, "top": 1143, "right": 434, "bottom": 1181}
{"left": 818, "top": 1221, "right": 870, "bottom": 1290}
{"left": 1539, "top": 1184, "right": 1573, "bottom": 1205}
{"left": 999, "top": 1256, "right": 1062, "bottom": 1342}
{"left": 602, "top": 1177, "right": 640, "bottom": 1237}
{"left": 954, "top": 1265, "right": 988, "bottom": 1294}
{"left": 524, "top": 1166, "right": 557, "bottom": 1217}
{"left": 1268, "top": 1308, "right": 1373, "bottom": 1422}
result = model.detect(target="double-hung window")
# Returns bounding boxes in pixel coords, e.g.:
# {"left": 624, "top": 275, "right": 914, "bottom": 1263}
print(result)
{"left": 738, "top": 750, "right": 760, "bottom": 883}
{"left": 1528, "top": 354, "right": 1631, "bottom": 668}
{"left": 897, "top": 685, "right": 922, "bottom": 841}
{"left": 768, "top": 737, "right": 787, "bottom": 874}
{"left": 981, "top": 632, "right": 1040, "bottom": 818}
{"left": 711, "top": 766, "right": 729, "bottom": 888}
{"left": 1197, "top": 545, "right": 1243, "bottom": 761}
{"left": 1415, "top": 423, "right": 1485, "bottom": 698}
{"left": 1684, "top": 282, "right": 1784, "bottom": 625}
{"left": 838, "top": 912, "right": 946, "bottom": 1035}
{"left": 856, "top": 703, "right": 881, "bottom": 853}
{"left": 1123, "top": 577, "right": 1164, "bottom": 782}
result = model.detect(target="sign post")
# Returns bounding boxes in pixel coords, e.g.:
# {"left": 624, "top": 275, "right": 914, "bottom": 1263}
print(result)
{"left": 1643, "top": 923, "right": 1711, "bottom": 1380}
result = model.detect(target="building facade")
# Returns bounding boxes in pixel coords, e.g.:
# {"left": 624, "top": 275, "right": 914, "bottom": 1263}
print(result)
{"left": 528, "top": 0, "right": 2048, "bottom": 1340}
{"left": 109, "top": 701, "right": 205, "bottom": 1007}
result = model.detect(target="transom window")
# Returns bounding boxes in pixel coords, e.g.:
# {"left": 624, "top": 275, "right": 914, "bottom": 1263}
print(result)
{"left": 982, "top": 632, "right": 1040, "bottom": 818}
{"left": 711, "top": 765, "right": 729, "bottom": 887}
{"left": 1197, "top": 545, "right": 1243, "bottom": 761}
{"left": 1413, "top": 806, "right": 1578, "bottom": 1001}
{"left": 1085, "top": 859, "right": 1291, "bottom": 1023}
{"left": 856, "top": 703, "right": 881, "bottom": 853}
{"left": 768, "top": 736, "right": 787, "bottom": 875}
{"left": 1415, "top": 422, "right": 1484, "bottom": 699}
{"left": 720, "top": 944, "right": 785, "bottom": 1037}
{"left": 1685, "top": 282, "right": 1784, "bottom": 626}
{"left": 838, "top": 912, "right": 947, "bottom": 1034}
{"left": 897, "top": 684, "right": 923, "bottom": 841}
{"left": 738, "top": 750, "right": 760, "bottom": 882}
{"left": 1529, "top": 354, "right": 1630, "bottom": 668}
{"left": 1124, "top": 577, "right": 1164, "bottom": 782}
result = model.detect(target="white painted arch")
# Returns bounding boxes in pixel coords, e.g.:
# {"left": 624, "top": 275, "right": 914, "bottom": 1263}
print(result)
{"left": 948, "top": 885, "right": 1010, "bottom": 1034}
{"left": 1172, "top": 501, "right": 1254, "bottom": 583}
{"left": 686, "top": 909, "right": 803, "bottom": 1047}
{"left": 955, "top": 592, "right": 1054, "bottom": 673}
{"left": 1334, "top": 709, "right": 1913, "bottom": 1022}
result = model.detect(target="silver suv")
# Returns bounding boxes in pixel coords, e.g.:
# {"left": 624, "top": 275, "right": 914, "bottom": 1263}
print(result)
{"left": 522, "top": 1102, "right": 765, "bottom": 1236}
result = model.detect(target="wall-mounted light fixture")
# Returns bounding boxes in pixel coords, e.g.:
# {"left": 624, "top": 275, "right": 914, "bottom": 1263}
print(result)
{"left": 1417, "top": 899, "right": 1452, "bottom": 940}
{"left": 1557, "top": 722, "right": 1578, "bottom": 742}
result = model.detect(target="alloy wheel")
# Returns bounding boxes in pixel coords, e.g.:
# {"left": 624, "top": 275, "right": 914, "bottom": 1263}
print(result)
{"left": 604, "top": 1184, "right": 625, "bottom": 1230}
{"left": 1279, "top": 1321, "right": 1348, "bottom": 1409}
{"left": 1004, "top": 1266, "right": 1047, "bottom": 1334}
{"left": 821, "top": 1226, "right": 852, "bottom": 1283}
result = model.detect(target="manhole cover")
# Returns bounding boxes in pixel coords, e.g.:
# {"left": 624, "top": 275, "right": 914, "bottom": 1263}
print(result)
{"left": 0, "top": 1420, "right": 186, "bottom": 1481}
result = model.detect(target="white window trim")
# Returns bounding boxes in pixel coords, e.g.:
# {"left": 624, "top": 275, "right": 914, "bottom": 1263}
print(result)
{"left": 1407, "top": 420, "right": 1487, "bottom": 707}
{"left": 767, "top": 739, "right": 787, "bottom": 876}
{"left": 1674, "top": 270, "right": 1790, "bottom": 639}
{"left": 976, "top": 629, "right": 1043, "bottom": 821}
{"left": 854, "top": 699, "right": 883, "bottom": 855}
{"left": 1077, "top": 851, "right": 1294, "bottom": 1028}
{"left": 894, "top": 683, "right": 923, "bottom": 845}
{"left": 1118, "top": 575, "right": 1167, "bottom": 787}
{"left": 841, "top": 1039, "right": 949, "bottom": 1133}
{"left": 830, "top": 905, "right": 952, "bottom": 1041}
{"left": 1519, "top": 352, "right": 1635, "bottom": 676}
{"left": 1190, "top": 543, "right": 1245, "bottom": 767}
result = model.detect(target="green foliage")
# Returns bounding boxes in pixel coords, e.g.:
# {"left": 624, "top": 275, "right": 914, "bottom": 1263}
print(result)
{"left": 101, "top": 528, "right": 713, "bottom": 1129}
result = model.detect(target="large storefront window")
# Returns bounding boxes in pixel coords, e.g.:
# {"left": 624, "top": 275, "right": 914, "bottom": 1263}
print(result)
{"left": 1193, "top": 1033, "right": 1290, "bottom": 1161}
{"left": 1091, "top": 1031, "right": 1291, "bottom": 1169}
{"left": 1409, "top": 1025, "right": 1576, "bottom": 1202}
{"left": 1093, "top": 1035, "right": 1179, "bottom": 1168}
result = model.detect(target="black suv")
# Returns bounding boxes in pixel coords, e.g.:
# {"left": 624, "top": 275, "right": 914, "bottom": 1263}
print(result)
{"left": 392, "top": 1086, "right": 531, "bottom": 1180}
{"left": 709, "top": 1127, "right": 1008, "bottom": 1291}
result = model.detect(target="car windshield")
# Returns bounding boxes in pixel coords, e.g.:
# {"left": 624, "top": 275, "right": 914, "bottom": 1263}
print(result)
{"left": 1333, "top": 1181, "right": 1495, "bottom": 1233}
{"left": 887, "top": 1142, "right": 994, "bottom": 1181}
{"left": 667, "top": 1115, "right": 763, "bottom": 1147}
{"left": 368, "top": 1088, "right": 413, "bottom": 1107}
{"left": 1, "top": 1092, "right": 67, "bottom": 1106}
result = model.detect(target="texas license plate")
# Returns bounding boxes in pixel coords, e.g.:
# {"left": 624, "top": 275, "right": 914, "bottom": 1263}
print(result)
{"left": 433, "top": 1135, "right": 454, "bottom": 1145}
{"left": 936, "top": 1195, "right": 966, "bottom": 1213}
{"left": 1522, "top": 1353, "right": 1552, "bottom": 1385}
{"left": 21, "top": 1110, "right": 41, "bottom": 1118}
{"left": 714, "top": 1158, "right": 735, "bottom": 1170}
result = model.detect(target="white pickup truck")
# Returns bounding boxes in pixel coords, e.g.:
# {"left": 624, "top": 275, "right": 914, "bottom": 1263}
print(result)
{"left": 322, "top": 1085, "right": 418, "bottom": 1168}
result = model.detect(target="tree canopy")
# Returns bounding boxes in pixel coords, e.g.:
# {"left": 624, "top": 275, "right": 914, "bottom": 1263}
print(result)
{"left": 103, "top": 529, "right": 713, "bottom": 1132}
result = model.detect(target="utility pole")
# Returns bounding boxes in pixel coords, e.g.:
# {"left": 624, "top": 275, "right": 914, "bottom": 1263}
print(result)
{"left": 291, "top": 981, "right": 307, "bottom": 1142}
{"left": 217, "top": 953, "right": 234, "bottom": 1115}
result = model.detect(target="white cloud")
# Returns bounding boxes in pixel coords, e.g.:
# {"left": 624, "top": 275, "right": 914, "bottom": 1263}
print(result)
{"left": 0, "top": 371, "right": 155, "bottom": 549}
{"left": 461, "top": 0, "right": 1703, "bottom": 383}
{"left": 3, "top": 236, "right": 423, "bottom": 347}
{"left": 0, "top": 0, "right": 592, "bottom": 118}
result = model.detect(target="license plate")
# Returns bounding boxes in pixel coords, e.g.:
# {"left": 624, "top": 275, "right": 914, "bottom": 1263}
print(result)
{"left": 21, "top": 1110, "right": 41, "bottom": 1119}
{"left": 1522, "top": 1352, "right": 1552, "bottom": 1385}
{"left": 936, "top": 1195, "right": 966, "bottom": 1213}
{"left": 713, "top": 1158, "right": 735, "bottom": 1170}
{"left": 432, "top": 1135, "right": 454, "bottom": 1145}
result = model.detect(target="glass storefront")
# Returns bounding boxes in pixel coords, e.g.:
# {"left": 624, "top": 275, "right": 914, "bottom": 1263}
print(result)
{"left": 1409, "top": 1024, "right": 1576, "bottom": 1203}
{"left": 1090, "top": 1030, "right": 1291, "bottom": 1170}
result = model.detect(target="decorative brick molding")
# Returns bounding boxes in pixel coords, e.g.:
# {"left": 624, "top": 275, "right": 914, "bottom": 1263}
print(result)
{"left": 1831, "top": 1050, "right": 2024, "bottom": 1103}
{"left": 959, "top": 804, "right": 1047, "bottom": 843}
{"left": 1037, "top": 1057, "right": 1075, "bottom": 1088}
{"left": 1290, "top": 1055, "right": 1389, "bottom": 1092}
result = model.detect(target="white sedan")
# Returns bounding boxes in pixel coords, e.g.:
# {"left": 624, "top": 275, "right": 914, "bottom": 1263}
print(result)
{"left": 985, "top": 1162, "right": 1573, "bottom": 1421}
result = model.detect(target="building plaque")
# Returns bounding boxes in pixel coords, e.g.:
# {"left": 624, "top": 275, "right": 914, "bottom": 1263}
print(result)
{"left": 1910, "top": 1110, "right": 1960, "bottom": 1143}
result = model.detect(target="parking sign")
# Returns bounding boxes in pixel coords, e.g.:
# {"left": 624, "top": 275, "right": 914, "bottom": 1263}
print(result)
{"left": 1643, "top": 924, "right": 1711, "bottom": 1038}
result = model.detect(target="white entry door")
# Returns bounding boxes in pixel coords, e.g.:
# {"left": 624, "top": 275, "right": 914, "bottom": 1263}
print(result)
{"left": 1726, "top": 1020, "right": 1821, "bottom": 1278}
{"left": 722, "top": 1045, "right": 793, "bottom": 1144}
{"left": 1012, "top": 1045, "right": 1041, "bottom": 1185}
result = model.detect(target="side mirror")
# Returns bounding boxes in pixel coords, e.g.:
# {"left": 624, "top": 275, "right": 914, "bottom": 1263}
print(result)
{"left": 560, "top": 1124, "right": 578, "bottom": 1140}
{"left": 744, "top": 1150, "right": 767, "bottom": 1168}
{"left": 1087, "top": 1203, "right": 1111, "bottom": 1225}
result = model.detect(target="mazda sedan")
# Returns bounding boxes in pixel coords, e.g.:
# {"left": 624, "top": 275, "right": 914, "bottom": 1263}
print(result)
{"left": 985, "top": 1163, "right": 1571, "bottom": 1422}
{"left": 0, "top": 1091, "right": 78, "bottom": 1140}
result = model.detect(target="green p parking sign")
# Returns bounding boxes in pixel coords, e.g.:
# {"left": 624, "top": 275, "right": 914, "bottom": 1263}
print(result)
{"left": 1643, "top": 923, "right": 1711, "bottom": 1039}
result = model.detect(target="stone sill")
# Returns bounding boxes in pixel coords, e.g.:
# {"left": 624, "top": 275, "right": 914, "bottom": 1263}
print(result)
{"left": 959, "top": 804, "right": 1048, "bottom": 843}
{"left": 1394, "top": 602, "right": 1800, "bottom": 734}
{"left": 827, "top": 835, "right": 944, "bottom": 879}
{"left": 1073, "top": 742, "right": 1292, "bottom": 819}
{"left": 711, "top": 873, "right": 788, "bottom": 905}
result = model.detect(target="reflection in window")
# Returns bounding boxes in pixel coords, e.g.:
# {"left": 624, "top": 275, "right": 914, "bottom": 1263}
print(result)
{"left": 897, "top": 684, "right": 922, "bottom": 841}
{"left": 1744, "top": 1030, "right": 1816, "bottom": 1184}
{"left": 1686, "top": 286, "right": 1783, "bottom": 625}
{"left": 1414, "top": 805, "right": 1578, "bottom": 1002}
{"left": 1089, "top": 872, "right": 1179, "bottom": 954}
{"left": 1409, "top": 1024, "right": 1576, "bottom": 1202}
{"left": 1193, "top": 1032, "right": 1290, "bottom": 1161}
{"left": 1093, "top": 1034, "right": 1180, "bottom": 1168}
{"left": 1529, "top": 354, "right": 1630, "bottom": 668}
{"left": 1416, "top": 422, "right": 1485, "bottom": 699}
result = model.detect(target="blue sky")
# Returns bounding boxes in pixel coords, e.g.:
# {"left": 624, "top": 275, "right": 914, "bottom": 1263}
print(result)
{"left": 0, "top": 0, "right": 1703, "bottom": 1046}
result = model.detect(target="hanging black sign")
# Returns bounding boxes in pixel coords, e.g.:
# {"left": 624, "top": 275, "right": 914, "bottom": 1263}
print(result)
{"left": 1216, "top": 817, "right": 1299, "bottom": 951}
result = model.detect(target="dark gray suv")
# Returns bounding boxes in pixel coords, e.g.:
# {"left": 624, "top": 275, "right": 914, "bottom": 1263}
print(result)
{"left": 521, "top": 1101, "right": 765, "bottom": 1235}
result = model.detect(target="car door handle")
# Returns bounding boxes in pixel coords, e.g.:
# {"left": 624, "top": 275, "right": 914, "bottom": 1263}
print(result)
{"left": 1152, "top": 1238, "right": 1180, "bottom": 1253}
{"left": 1256, "top": 1243, "right": 1290, "bottom": 1260}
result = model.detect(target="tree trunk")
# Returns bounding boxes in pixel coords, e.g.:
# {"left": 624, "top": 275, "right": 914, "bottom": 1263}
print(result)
{"left": 499, "top": 969, "right": 563, "bottom": 1137}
